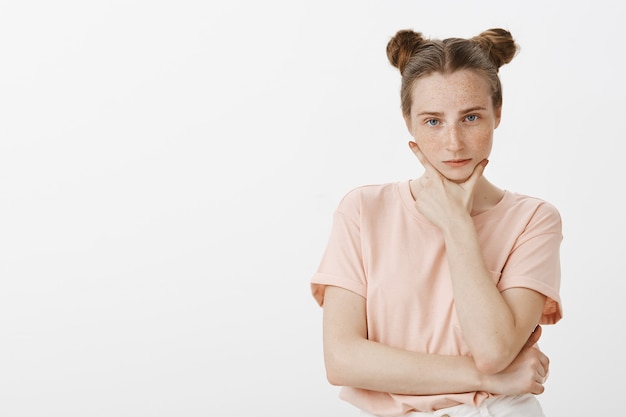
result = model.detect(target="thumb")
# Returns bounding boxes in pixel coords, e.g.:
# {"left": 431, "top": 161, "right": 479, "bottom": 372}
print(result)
{"left": 525, "top": 325, "right": 542, "bottom": 347}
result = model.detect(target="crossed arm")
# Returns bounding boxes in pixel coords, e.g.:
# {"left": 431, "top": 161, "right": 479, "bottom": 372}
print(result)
{"left": 322, "top": 285, "right": 549, "bottom": 396}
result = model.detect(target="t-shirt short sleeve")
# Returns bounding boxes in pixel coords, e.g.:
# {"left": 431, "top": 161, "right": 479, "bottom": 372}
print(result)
{"left": 497, "top": 201, "right": 563, "bottom": 324}
{"left": 311, "top": 189, "right": 368, "bottom": 306}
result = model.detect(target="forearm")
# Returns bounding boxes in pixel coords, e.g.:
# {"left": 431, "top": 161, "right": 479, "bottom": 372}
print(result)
{"left": 324, "top": 337, "right": 486, "bottom": 395}
{"left": 442, "top": 217, "right": 534, "bottom": 372}
{"left": 322, "top": 285, "right": 489, "bottom": 395}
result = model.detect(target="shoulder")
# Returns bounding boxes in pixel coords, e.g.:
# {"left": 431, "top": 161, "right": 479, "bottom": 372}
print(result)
{"left": 506, "top": 192, "right": 561, "bottom": 217}
{"left": 335, "top": 182, "right": 401, "bottom": 214}
{"left": 503, "top": 192, "right": 562, "bottom": 233}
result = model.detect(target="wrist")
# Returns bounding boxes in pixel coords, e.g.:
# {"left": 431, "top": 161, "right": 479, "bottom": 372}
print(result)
{"left": 441, "top": 215, "right": 474, "bottom": 240}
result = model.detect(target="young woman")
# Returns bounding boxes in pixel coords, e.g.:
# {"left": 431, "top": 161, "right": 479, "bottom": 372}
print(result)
{"left": 310, "top": 28, "right": 562, "bottom": 417}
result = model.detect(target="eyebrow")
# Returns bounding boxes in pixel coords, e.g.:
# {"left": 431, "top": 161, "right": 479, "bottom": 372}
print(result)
{"left": 416, "top": 106, "right": 488, "bottom": 117}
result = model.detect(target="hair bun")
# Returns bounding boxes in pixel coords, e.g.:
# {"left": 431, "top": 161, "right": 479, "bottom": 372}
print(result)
{"left": 471, "top": 28, "right": 518, "bottom": 68}
{"left": 386, "top": 29, "right": 426, "bottom": 74}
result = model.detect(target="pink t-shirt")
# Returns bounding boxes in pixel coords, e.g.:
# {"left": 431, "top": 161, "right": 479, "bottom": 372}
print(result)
{"left": 311, "top": 180, "right": 562, "bottom": 415}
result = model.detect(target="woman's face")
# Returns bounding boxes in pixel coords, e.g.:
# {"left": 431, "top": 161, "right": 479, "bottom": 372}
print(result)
{"left": 404, "top": 69, "right": 501, "bottom": 183}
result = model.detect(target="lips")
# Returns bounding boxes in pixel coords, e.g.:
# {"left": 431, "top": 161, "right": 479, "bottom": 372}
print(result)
{"left": 443, "top": 159, "right": 472, "bottom": 167}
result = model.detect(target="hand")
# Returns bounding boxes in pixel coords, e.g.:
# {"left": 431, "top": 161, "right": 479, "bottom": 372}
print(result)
{"left": 483, "top": 325, "right": 550, "bottom": 396}
{"left": 408, "top": 141, "right": 487, "bottom": 229}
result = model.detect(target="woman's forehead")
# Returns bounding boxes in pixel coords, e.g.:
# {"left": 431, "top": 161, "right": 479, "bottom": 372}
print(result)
{"left": 410, "top": 70, "right": 493, "bottom": 112}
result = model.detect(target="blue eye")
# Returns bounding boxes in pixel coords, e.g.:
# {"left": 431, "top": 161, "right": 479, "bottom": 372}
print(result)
{"left": 427, "top": 119, "right": 439, "bottom": 126}
{"left": 466, "top": 114, "right": 478, "bottom": 122}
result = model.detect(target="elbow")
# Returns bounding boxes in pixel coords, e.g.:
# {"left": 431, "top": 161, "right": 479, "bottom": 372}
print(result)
{"left": 474, "top": 357, "right": 508, "bottom": 375}
{"left": 325, "top": 366, "right": 344, "bottom": 387}
{"left": 323, "top": 346, "right": 355, "bottom": 386}
{"left": 473, "top": 346, "right": 515, "bottom": 375}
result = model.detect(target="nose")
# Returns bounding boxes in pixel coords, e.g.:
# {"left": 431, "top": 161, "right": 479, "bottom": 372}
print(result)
{"left": 445, "top": 124, "right": 464, "bottom": 152}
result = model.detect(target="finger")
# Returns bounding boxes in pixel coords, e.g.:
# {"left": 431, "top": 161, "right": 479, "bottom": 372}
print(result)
{"left": 537, "top": 366, "right": 549, "bottom": 381}
{"left": 408, "top": 141, "right": 441, "bottom": 179}
{"left": 532, "top": 382, "right": 545, "bottom": 395}
{"left": 539, "top": 352, "right": 550, "bottom": 375}
{"left": 462, "top": 159, "right": 488, "bottom": 190}
{"left": 537, "top": 366, "right": 549, "bottom": 383}
{"left": 531, "top": 352, "right": 550, "bottom": 384}
{"left": 536, "top": 354, "right": 549, "bottom": 378}
{"left": 525, "top": 324, "right": 542, "bottom": 347}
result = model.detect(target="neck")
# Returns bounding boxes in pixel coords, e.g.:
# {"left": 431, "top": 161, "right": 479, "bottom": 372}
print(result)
{"left": 470, "top": 176, "right": 504, "bottom": 215}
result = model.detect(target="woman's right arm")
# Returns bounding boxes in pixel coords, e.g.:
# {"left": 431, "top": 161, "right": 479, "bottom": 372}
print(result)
{"left": 322, "top": 285, "right": 549, "bottom": 396}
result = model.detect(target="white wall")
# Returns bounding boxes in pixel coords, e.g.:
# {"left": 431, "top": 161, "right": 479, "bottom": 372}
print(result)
{"left": 1, "top": 1, "right": 623, "bottom": 415}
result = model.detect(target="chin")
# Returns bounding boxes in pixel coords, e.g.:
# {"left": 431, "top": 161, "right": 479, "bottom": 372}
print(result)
{"left": 442, "top": 171, "right": 472, "bottom": 184}
{"left": 440, "top": 162, "right": 483, "bottom": 183}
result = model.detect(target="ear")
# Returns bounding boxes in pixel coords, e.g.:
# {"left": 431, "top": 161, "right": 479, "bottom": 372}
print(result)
{"left": 493, "top": 106, "right": 502, "bottom": 129}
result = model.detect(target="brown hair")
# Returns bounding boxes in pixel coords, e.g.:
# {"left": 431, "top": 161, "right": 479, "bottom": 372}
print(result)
{"left": 386, "top": 28, "right": 519, "bottom": 117}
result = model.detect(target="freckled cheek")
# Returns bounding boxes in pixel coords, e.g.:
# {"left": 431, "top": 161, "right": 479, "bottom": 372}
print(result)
{"left": 473, "top": 129, "right": 494, "bottom": 157}
{"left": 415, "top": 139, "right": 438, "bottom": 155}
{"left": 474, "top": 140, "right": 493, "bottom": 157}
{"left": 413, "top": 136, "right": 441, "bottom": 164}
